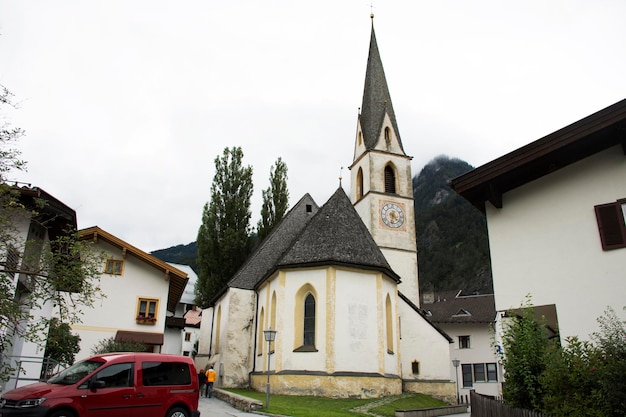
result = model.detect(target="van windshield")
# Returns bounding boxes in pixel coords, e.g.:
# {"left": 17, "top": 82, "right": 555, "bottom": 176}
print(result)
{"left": 48, "top": 360, "right": 105, "bottom": 385}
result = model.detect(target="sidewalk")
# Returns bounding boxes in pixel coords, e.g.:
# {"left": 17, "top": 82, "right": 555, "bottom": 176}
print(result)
{"left": 198, "top": 396, "right": 261, "bottom": 417}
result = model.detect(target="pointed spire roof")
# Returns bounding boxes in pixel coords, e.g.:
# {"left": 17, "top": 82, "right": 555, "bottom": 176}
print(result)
{"left": 277, "top": 188, "right": 401, "bottom": 282}
{"left": 359, "top": 19, "right": 404, "bottom": 152}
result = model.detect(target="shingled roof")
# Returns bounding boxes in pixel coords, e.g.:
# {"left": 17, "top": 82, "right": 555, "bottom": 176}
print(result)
{"left": 277, "top": 188, "right": 401, "bottom": 282}
{"left": 228, "top": 193, "right": 319, "bottom": 290}
{"left": 422, "top": 290, "right": 496, "bottom": 324}
{"left": 359, "top": 21, "right": 404, "bottom": 153}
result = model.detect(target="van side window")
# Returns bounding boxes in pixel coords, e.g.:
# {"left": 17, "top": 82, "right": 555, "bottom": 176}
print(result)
{"left": 79, "top": 363, "right": 133, "bottom": 389}
{"left": 142, "top": 361, "right": 191, "bottom": 386}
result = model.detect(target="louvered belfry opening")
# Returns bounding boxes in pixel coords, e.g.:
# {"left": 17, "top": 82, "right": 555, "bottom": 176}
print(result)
{"left": 384, "top": 165, "right": 396, "bottom": 194}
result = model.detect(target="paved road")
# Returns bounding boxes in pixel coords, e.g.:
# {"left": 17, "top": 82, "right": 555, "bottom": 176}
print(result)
{"left": 197, "top": 396, "right": 261, "bottom": 417}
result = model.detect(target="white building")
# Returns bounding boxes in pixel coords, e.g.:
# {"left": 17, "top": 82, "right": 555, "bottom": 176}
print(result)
{"left": 1, "top": 186, "right": 77, "bottom": 391}
{"left": 451, "top": 98, "right": 626, "bottom": 344}
{"left": 422, "top": 291, "right": 501, "bottom": 400}
{"left": 74, "top": 227, "right": 189, "bottom": 359}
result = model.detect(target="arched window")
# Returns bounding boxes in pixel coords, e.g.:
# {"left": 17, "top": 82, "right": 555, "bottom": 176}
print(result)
{"left": 270, "top": 292, "right": 277, "bottom": 352}
{"left": 294, "top": 284, "right": 318, "bottom": 351}
{"left": 385, "top": 294, "right": 394, "bottom": 354}
{"left": 356, "top": 167, "right": 364, "bottom": 200}
{"left": 258, "top": 308, "right": 265, "bottom": 355}
{"left": 384, "top": 165, "right": 396, "bottom": 194}
{"left": 384, "top": 126, "right": 391, "bottom": 144}
{"left": 215, "top": 305, "right": 222, "bottom": 354}
{"left": 304, "top": 294, "right": 316, "bottom": 347}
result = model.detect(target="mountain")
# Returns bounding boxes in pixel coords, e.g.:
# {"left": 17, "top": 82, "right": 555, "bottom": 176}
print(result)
{"left": 413, "top": 155, "right": 492, "bottom": 294}
{"left": 152, "top": 155, "right": 493, "bottom": 294}
{"left": 152, "top": 242, "right": 198, "bottom": 273}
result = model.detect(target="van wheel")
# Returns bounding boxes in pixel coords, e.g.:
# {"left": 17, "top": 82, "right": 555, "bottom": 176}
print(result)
{"left": 166, "top": 406, "right": 189, "bottom": 417}
{"left": 50, "top": 410, "right": 76, "bottom": 417}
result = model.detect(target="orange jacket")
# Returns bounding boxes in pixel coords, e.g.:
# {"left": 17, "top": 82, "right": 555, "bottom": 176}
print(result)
{"left": 206, "top": 368, "right": 216, "bottom": 382}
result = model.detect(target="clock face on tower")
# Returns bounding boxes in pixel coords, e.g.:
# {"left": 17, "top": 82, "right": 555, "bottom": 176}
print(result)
{"left": 380, "top": 201, "right": 405, "bottom": 229}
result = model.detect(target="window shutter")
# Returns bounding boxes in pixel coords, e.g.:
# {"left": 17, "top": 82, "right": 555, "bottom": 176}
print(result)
{"left": 594, "top": 202, "right": 626, "bottom": 250}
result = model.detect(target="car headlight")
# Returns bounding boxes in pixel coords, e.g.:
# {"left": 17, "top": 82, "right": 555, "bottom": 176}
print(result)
{"left": 17, "top": 397, "right": 46, "bottom": 408}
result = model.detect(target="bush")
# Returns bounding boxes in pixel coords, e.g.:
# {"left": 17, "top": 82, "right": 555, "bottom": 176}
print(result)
{"left": 90, "top": 337, "right": 147, "bottom": 355}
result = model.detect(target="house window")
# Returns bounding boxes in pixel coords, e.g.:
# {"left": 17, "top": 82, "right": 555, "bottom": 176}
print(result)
{"left": 459, "top": 335, "right": 470, "bottom": 349}
{"left": 486, "top": 363, "right": 498, "bottom": 382}
{"left": 384, "top": 165, "right": 396, "bottom": 194}
{"left": 595, "top": 199, "right": 626, "bottom": 250}
{"left": 105, "top": 259, "right": 124, "bottom": 275}
{"left": 462, "top": 364, "right": 473, "bottom": 388}
{"left": 184, "top": 332, "right": 191, "bottom": 341}
{"left": 473, "top": 363, "right": 486, "bottom": 382}
{"left": 137, "top": 298, "right": 158, "bottom": 322}
{"left": 303, "top": 294, "right": 315, "bottom": 346}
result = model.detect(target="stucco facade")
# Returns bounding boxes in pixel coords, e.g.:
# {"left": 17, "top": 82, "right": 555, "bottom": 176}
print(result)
{"left": 487, "top": 145, "right": 626, "bottom": 341}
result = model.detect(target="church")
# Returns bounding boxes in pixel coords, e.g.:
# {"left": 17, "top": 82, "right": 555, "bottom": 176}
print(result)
{"left": 196, "top": 18, "right": 455, "bottom": 401}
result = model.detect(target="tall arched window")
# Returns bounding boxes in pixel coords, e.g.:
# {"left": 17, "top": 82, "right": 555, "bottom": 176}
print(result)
{"left": 270, "top": 292, "right": 277, "bottom": 352}
{"left": 356, "top": 167, "right": 364, "bottom": 200}
{"left": 384, "top": 165, "right": 396, "bottom": 194}
{"left": 294, "top": 284, "right": 318, "bottom": 351}
{"left": 384, "top": 126, "right": 391, "bottom": 144}
{"left": 385, "top": 294, "right": 394, "bottom": 354}
{"left": 258, "top": 308, "right": 265, "bottom": 355}
{"left": 304, "top": 294, "right": 316, "bottom": 347}
{"left": 215, "top": 305, "right": 222, "bottom": 354}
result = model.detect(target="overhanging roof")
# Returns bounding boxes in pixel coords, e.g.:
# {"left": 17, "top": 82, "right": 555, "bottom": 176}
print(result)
{"left": 78, "top": 226, "right": 188, "bottom": 312}
{"left": 450, "top": 99, "right": 626, "bottom": 211}
{"left": 115, "top": 330, "right": 164, "bottom": 345}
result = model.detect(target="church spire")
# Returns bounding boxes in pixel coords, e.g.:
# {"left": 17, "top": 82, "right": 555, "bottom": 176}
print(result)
{"left": 359, "top": 16, "right": 404, "bottom": 152}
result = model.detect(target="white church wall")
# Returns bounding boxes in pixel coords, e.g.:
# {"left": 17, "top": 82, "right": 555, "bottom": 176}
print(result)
{"left": 399, "top": 300, "right": 451, "bottom": 381}
{"left": 334, "top": 269, "right": 379, "bottom": 374}
{"left": 276, "top": 268, "right": 328, "bottom": 372}
{"left": 216, "top": 288, "right": 256, "bottom": 387}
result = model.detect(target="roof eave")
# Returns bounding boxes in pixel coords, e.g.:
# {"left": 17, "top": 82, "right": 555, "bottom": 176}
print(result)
{"left": 450, "top": 98, "right": 626, "bottom": 211}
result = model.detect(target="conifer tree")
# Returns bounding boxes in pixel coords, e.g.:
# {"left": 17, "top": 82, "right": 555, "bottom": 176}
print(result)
{"left": 257, "top": 157, "right": 289, "bottom": 243}
{"left": 196, "top": 147, "right": 253, "bottom": 307}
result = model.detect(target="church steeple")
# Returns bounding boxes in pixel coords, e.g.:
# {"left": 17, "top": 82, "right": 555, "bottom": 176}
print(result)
{"left": 359, "top": 17, "right": 404, "bottom": 153}
{"left": 350, "top": 16, "right": 419, "bottom": 306}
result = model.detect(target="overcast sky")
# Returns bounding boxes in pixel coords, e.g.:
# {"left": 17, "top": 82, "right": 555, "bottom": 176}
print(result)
{"left": 1, "top": 1, "right": 625, "bottom": 253}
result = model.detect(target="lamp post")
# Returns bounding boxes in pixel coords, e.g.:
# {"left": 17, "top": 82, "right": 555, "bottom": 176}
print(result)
{"left": 263, "top": 328, "right": 277, "bottom": 410}
{"left": 452, "top": 358, "right": 460, "bottom": 404}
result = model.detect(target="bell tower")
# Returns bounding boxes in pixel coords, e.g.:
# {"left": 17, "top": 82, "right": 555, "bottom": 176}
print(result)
{"left": 349, "top": 16, "right": 420, "bottom": 306}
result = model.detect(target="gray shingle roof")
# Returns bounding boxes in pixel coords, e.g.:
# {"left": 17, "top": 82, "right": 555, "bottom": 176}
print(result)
{"left": 421, "top": 290, "right": 496, "bottom": 324}
{"left": 228, "top": 194, "right": 319, "bottom": 290}
{"left": 359, "top": 23, "right": 404, "bottom": 152}
{"left": 277, "top": 188, "right": 401, "bottom": 282}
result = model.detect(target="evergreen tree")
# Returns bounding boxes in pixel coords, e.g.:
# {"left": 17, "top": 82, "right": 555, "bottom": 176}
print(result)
{"left": 196, "top": 147, "right": 253, "bottom": 307}
{"left": 257, "top": 157, "right": 289, "bottom": 243}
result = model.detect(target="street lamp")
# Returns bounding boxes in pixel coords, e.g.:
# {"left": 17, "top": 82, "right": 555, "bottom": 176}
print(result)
{"left": 452, "top": 358, "right": 460, "bottom": 404}
{"left": 263, "top": 328, "right": 277, "bottom": 409}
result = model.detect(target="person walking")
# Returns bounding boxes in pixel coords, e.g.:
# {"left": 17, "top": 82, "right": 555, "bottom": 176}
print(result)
{"left": 205, "top": 365, "right": 217, "bottom": 398}
{"left": 198, "top": 368, "right": 208, "bottom": 397}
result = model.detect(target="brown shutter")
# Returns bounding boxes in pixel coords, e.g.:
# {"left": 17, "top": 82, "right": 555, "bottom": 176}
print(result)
{"left": 594, "top": 202, "right": 626, "bottom": 250}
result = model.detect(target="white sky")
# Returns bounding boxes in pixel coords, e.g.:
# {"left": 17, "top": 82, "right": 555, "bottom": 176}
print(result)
{"left": 1, "top": 1, "right": 625, "bottom": 253}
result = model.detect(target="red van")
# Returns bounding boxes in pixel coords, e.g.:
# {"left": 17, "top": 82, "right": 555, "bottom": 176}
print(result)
{"left": 0, "top": 352, "right": 200, "bottom": 417}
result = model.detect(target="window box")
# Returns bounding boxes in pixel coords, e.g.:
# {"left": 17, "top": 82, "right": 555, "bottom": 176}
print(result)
{"left": 136, "top": 315, "right": 157, "bottom": 324}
